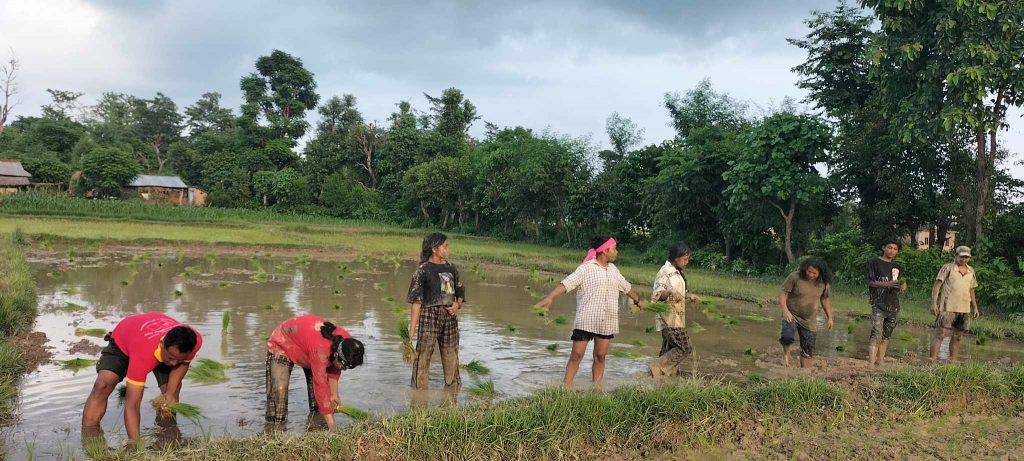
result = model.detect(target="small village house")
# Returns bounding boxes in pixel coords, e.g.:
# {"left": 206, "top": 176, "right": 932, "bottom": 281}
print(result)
{"left": 127, "top": 175, "right": 192, "bottom": 206}
{"left": 0, "top": 159, "right": 32, "bottom": 196}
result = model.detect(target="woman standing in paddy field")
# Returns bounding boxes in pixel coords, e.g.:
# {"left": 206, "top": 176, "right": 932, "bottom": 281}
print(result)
{"left": 407, "top": 232, "right": 466, "bottom": 391}
{"left": 535, "top": 236, "right": 643, "bottom": 389}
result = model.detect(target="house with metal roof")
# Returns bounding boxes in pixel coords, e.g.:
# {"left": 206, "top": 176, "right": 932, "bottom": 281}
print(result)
{"left": 0, "top": 159, "right": 32, "bottom": 195}
{"left": 126, "top": 174, "right": 191, "bottom": 205}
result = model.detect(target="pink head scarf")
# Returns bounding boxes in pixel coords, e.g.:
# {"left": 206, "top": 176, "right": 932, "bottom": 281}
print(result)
{"left": 583, "top": 237, "right": 616, "bottom": 262}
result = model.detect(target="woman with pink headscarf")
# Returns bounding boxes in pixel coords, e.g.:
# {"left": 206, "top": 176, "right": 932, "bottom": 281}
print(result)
{"left": 535, "top": 235, "right": 643, "bottom": 389}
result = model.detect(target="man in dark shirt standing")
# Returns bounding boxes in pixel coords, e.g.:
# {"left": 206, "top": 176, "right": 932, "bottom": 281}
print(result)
{"left": 866, "top": 239, "right": 907, "bottom": 367}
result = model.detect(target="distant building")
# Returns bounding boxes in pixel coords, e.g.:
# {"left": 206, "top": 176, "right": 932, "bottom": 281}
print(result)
{"left": 916, "top": 227, "right": 957, "bottom": 252}
{"left": 0, "top": 159, "right": 32, "bottom": 196}
{"left": 127, "top": 175, "right": 190, "bottom": 206}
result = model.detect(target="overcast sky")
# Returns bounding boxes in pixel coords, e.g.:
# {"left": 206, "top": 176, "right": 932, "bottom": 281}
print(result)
{"left": 2, "top": 0, "right": 1022, "bottom": 178}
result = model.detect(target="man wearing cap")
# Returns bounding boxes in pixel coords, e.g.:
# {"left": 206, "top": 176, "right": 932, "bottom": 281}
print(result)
{"left": 929, "top": 246, "right": 980, "bottom": 362}
{"left": 81, "top": 312, "right": 202, "bottom": 441}
{"left": 534, "top": 235, "right": 643, "bottom": 389}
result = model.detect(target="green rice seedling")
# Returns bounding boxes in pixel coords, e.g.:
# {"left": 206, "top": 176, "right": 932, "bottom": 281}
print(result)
{"left": 252, "top": 272, "right": 269, "bottom": 282}
{"left": 462, "top": 359, "right": 491, "bottom": 375}
{"left": 120, "top": 280, "right": 129, "bottom": 286}
{"left": 467, "top": 262, "right": 480, "bottom": 273}
{"left": 337, "top": 264, "right": 351, "bottom": 274}
{"left": 382, "top": 296, "right": 396, "bottom": 303}
{"left": 976, "top": 332, "right": 989, "bottom": 346}
{"left": 250, "top": 256, "right": 264, "bottom": 273}
{"left": 163, "top": 402, "right": 205, "bottom": 424}
{"left": 183, "top": 266, "right": 200, "bottom": 277}
{"left": 546, "top": 344, "right": 558, "bottom": 351}
{"left": 68, "top": 249, "right": 77, "bottom": 261}
{"left": 528, "top": 268, "right": 540, "bottom": 281}
{"left": 740, "top": 314, "right": 772, "bottom": 323}
{"left": 632, "top": 340, "right": 645, "bottom": 347}
{"left": 546, "top": 276, "right": 556, "bottom": 284}
{"left": 334, "top": 304, "right": 342, "bottom": 310}
{"left": 643, "top": 302, "right": 672, "bottom": 315}
{"left": 62, "top": 302, "right": 87, "bottom": 312}
{"left": 529, "top": 307, "right": 547, "bottom": 317}
{"left": 57, "top": 358, "right": 97, "bottom": 371}
{"left": 690, "top": 321, "right": 706, "bottom": 334}
{"left": 187, "top": 358, "right": 232, "bottom": 384}
{"left": 221, "top": 311, "right": 231, "bottom": 333}
{"left": 373, "top": 282, "right": 385, "bottom": 291}
{"left": 743, "top": 348, "right": 755, "bottom": 356}
{"left": 747, "top": 373, "right": 767, "bottom": 383}
{"left": 552, "top": 316, "right": 568, "bottom": 325}
{"left": 174, "top": 289, "right": 183, "bottom": 298}
{"left": 894, "top": 331, "right": 915, "bottom": 342}
{"left": 644, "top": 326, "right": 655, "bottom": 333}
{"left": 218, "top": 282, "right": 229, "bottom": 288}
{"left": 176, "top": 247, "right": 184, "bottom": 262}
{"left": 116, "top": 384, "right": 127, "bottom": 406}
{"left": 392, "top": 304, "right": 408, "bottom": 315}
{"left": 74, "top": 328, "right": 106, "bottom": 338}
{"left": 398, "top": 319, "right": 414, "bottom": 363}
{"left": 338, "top": 273, "right": 346, "bottom": 280}
{"left": 846, "top": 323, "right": 856, "bottom": 335}
{"left": 506, "top": 324, "right": 516, "bottom": 332}
{"left": 294, "top": 255, "right": 311, "bottom": 266}
{"left": 263, "top": 304, "right": 275, "bottom": 310}
{"left": 334, "top": 404, "right": 369, "bottom": 421}
{"left": 835, "top": 345, "right": 845, "bottom": 352}
{"left": 62, "top": 287, "right": 79, "bottom": 295}
{"left": 275, "top": 264, "right": 289, "bottom": 271}
{"left": 48, "top": 271, "right": 63, "bottom": 278}
{"left": 467, "top": 379, "right": 496, "bottom": 399}
{"left": 609, "top": 350, "right": 644, "bottom": 359}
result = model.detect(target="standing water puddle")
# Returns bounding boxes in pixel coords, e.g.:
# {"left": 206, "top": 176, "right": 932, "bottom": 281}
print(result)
{"left": 5, "top": 252, "right": 1024, "bottom": 459}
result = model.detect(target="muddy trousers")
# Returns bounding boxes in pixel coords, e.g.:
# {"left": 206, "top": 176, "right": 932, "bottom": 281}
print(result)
{"left": 411, "top": 305, "right": 461, "bottom": 389}
{"left": 656, "top": 327, "right": 693, "bottom": 377}
{"left": 265, "top": 352, "right": 318, "bottom": 423}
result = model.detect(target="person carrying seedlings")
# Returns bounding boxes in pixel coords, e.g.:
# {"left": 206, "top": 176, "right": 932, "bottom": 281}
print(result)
{"left": 865, "top": 239, "right": 907, "bottom": 367}
{"left": 81, "top": 312, "right": 203, "bottom": 442}
{"left": 929, "top": 246, "right": 980, "bottom": 362}
{"left": 778, "top": 258, "right": 834, "bottom": 369}
{"left": 407, "top": 232, "right": 466, "bottom": 390}
{"left": 535, "top": 235, "right": 643, "bottom": 388}
{"left": 265, "top": 315, "right": 365, "bottom": 429}
{"left": 649, "top": 241, "right": 701, "bottom": 378}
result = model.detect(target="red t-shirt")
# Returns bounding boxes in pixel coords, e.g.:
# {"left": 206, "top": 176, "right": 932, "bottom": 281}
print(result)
{"left": 267, "top": 315, "right": 351, "bottom": 415}
{"left": 111, "top": 312, "right": 203, "bottom": 386}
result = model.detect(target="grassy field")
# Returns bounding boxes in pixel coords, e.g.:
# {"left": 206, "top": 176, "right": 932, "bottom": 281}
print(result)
{"left": 86, "top": 365, "right": 1024, "bottom": 460}
{"left": 0, "top": 234, "right": 38, "bottom": 421}
{"left": 3, "top": 213, "right": 1022, "bottom": 340}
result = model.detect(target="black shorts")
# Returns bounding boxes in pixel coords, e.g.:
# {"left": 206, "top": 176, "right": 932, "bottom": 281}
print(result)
{"left": 570, "top": 329, "right": 614, "bottom": 342}
{"left": 96, "top": 337, "right": 172, "bottom": 387}
{"left": 779, "top": 321, "right": 816, "bottom": 358}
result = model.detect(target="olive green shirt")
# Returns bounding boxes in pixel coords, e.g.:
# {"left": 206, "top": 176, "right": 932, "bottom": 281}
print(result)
{"left": 781, "top": 271, "right": 830, "bottom": 331}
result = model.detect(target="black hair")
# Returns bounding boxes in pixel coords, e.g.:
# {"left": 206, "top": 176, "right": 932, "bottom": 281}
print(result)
{"left": 798, "top": 257, "right": 832, "bottom": 285}
{"left": 668, "top": 241, "right": 691, "bottom": 261}
{"left": 320, "top": 321, "right": 365, "bottom": 370}
{"left": 164, "top": 326, "right": 198, "bottom": 354}
{"left": 420, "top": 232, "right": 448, "bottom": 264}
{"left": 880, "top": 238, "right": 902, "bottom": 252}
{"left": 589, "top": 235, "right": 613, "bottom": 251}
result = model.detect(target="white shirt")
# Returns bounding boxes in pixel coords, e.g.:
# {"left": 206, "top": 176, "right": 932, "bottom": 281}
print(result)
{"left": 561, "top": 259, "right": 632, "bottom": 335}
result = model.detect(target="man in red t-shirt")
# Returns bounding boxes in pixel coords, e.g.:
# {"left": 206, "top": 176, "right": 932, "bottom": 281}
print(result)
{"left": 266, "top": 315, "right": 364, "bottom": 429}
{"left": 81, "top": 312, "right": 202, "bottom": 441}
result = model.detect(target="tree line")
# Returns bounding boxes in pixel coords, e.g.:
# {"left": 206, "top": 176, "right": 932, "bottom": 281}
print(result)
{"left": 0, "top": 2, "right": 1022, "bottom": 278}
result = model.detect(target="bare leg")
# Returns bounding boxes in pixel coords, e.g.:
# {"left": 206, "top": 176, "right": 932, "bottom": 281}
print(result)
{"left": 592, "top": 338, "right": 611, "bottom": 389}
{"left": 783, "top": 344, "right": 793, "bottom": 367}
{"left": 799, "top": 356, "right": 812, "bottom": 369}
{"left": 82, "top": 370, "right": 121, "bottom": 427}
{"left": 950, "top": 332, "right": 963, "bottom": 361}
{"left": 868, "top": 342, "right": 878, "bottom": 367}
{"left": 930, "top": 329, "right": 947, "bottom": 362}
{"left": 877, "top": 340, "right": 889, "bottom": 365}
{"left": 563, "top": 340, "right": 588, "bottom": 389}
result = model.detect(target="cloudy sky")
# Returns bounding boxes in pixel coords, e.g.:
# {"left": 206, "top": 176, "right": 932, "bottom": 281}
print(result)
{"left": 2, "top": 0, "right": 1022, "bottom": 178}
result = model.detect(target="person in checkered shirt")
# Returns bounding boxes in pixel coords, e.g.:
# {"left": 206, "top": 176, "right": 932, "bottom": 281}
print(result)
{"left": 535, "top": 236, "right": 643, "bottom": 389}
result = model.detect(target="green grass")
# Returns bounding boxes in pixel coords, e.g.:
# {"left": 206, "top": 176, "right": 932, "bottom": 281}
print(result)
{"left": 461, "top": 360, "right": 491, "bottom": 376}
{"left": 609, "top": 350, "right": 644, "bottom": 359}
{"left": 187, "top": 358, "right": 232, "bottom": 384}
{"left": 57, "top": 357, "right": 97, "bottom": 371}
{"left": 74, "top": 327, "right": 106, "bottom": 337}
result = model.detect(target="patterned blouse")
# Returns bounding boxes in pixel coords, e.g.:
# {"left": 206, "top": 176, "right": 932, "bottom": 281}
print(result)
{"left": 651, "top": 261, "right": 687, "bottom": 330}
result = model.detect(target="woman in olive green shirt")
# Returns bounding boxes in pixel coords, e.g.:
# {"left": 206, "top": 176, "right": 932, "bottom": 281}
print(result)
{"left": 779, "top": 257, "right": 834, "bottom": 369}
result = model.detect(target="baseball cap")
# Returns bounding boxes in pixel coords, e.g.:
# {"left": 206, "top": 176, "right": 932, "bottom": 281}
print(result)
{"left": 956, "top": 246, "right": 972, "bottom": 257}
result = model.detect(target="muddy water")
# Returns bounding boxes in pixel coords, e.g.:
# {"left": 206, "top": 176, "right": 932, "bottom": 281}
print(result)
{"left": 5, "top": 253, "right": 1024, "bottom": 459}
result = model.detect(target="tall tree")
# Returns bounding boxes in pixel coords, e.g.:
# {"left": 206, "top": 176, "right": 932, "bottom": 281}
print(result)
{"left": 41, "top": 89, "right": 85, "bottom": 121}
{"left": 184, "top": 92, "right": 234, "bottom": 137}
{"left": 239, "top": 50, "right": 319, "bottom": 146}
{"left": 134, "top": 93, "right": 183, "bottom": 173}
{"left": 422, "top": 88, "right": 478, "bottom": 159}
{"left": 604, "top": 111, "right": 645, "bottom": 162}
{"left": 664, "top": 78, "right": 748, "bottom": 140}
{"left": 0, "top": 53, "right": 20, "bottom": 136}
{"left": 303, "top": 94, "right": 363, "bottom": 197}
{"left": 862, "top": 0, "right": 1024, "bottom": 244}
{"left": 724, "top": 113, "right": 832, "bottom": 263}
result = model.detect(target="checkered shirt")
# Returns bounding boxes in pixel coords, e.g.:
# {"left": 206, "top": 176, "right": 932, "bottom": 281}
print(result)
{"left": 560, "top": 259, "right": 632, "bottom": 335}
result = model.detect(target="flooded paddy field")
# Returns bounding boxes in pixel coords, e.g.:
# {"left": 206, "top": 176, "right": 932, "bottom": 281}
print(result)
{"left": 5, "top": 251, "right": 1024, "bottom": 459}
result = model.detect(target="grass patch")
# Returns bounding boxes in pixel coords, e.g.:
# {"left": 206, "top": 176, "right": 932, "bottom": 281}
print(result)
{"left": 187, "top": 358, "right": 232, "bottom": 384}
{"left": 461, "top": 360, "right": 491, "bottom": 376}
{"left": 74, "top": 327, "right": 106, "bottom": 337}
{"left": 467, "top": 379, "right": 496, "bottom": 399}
